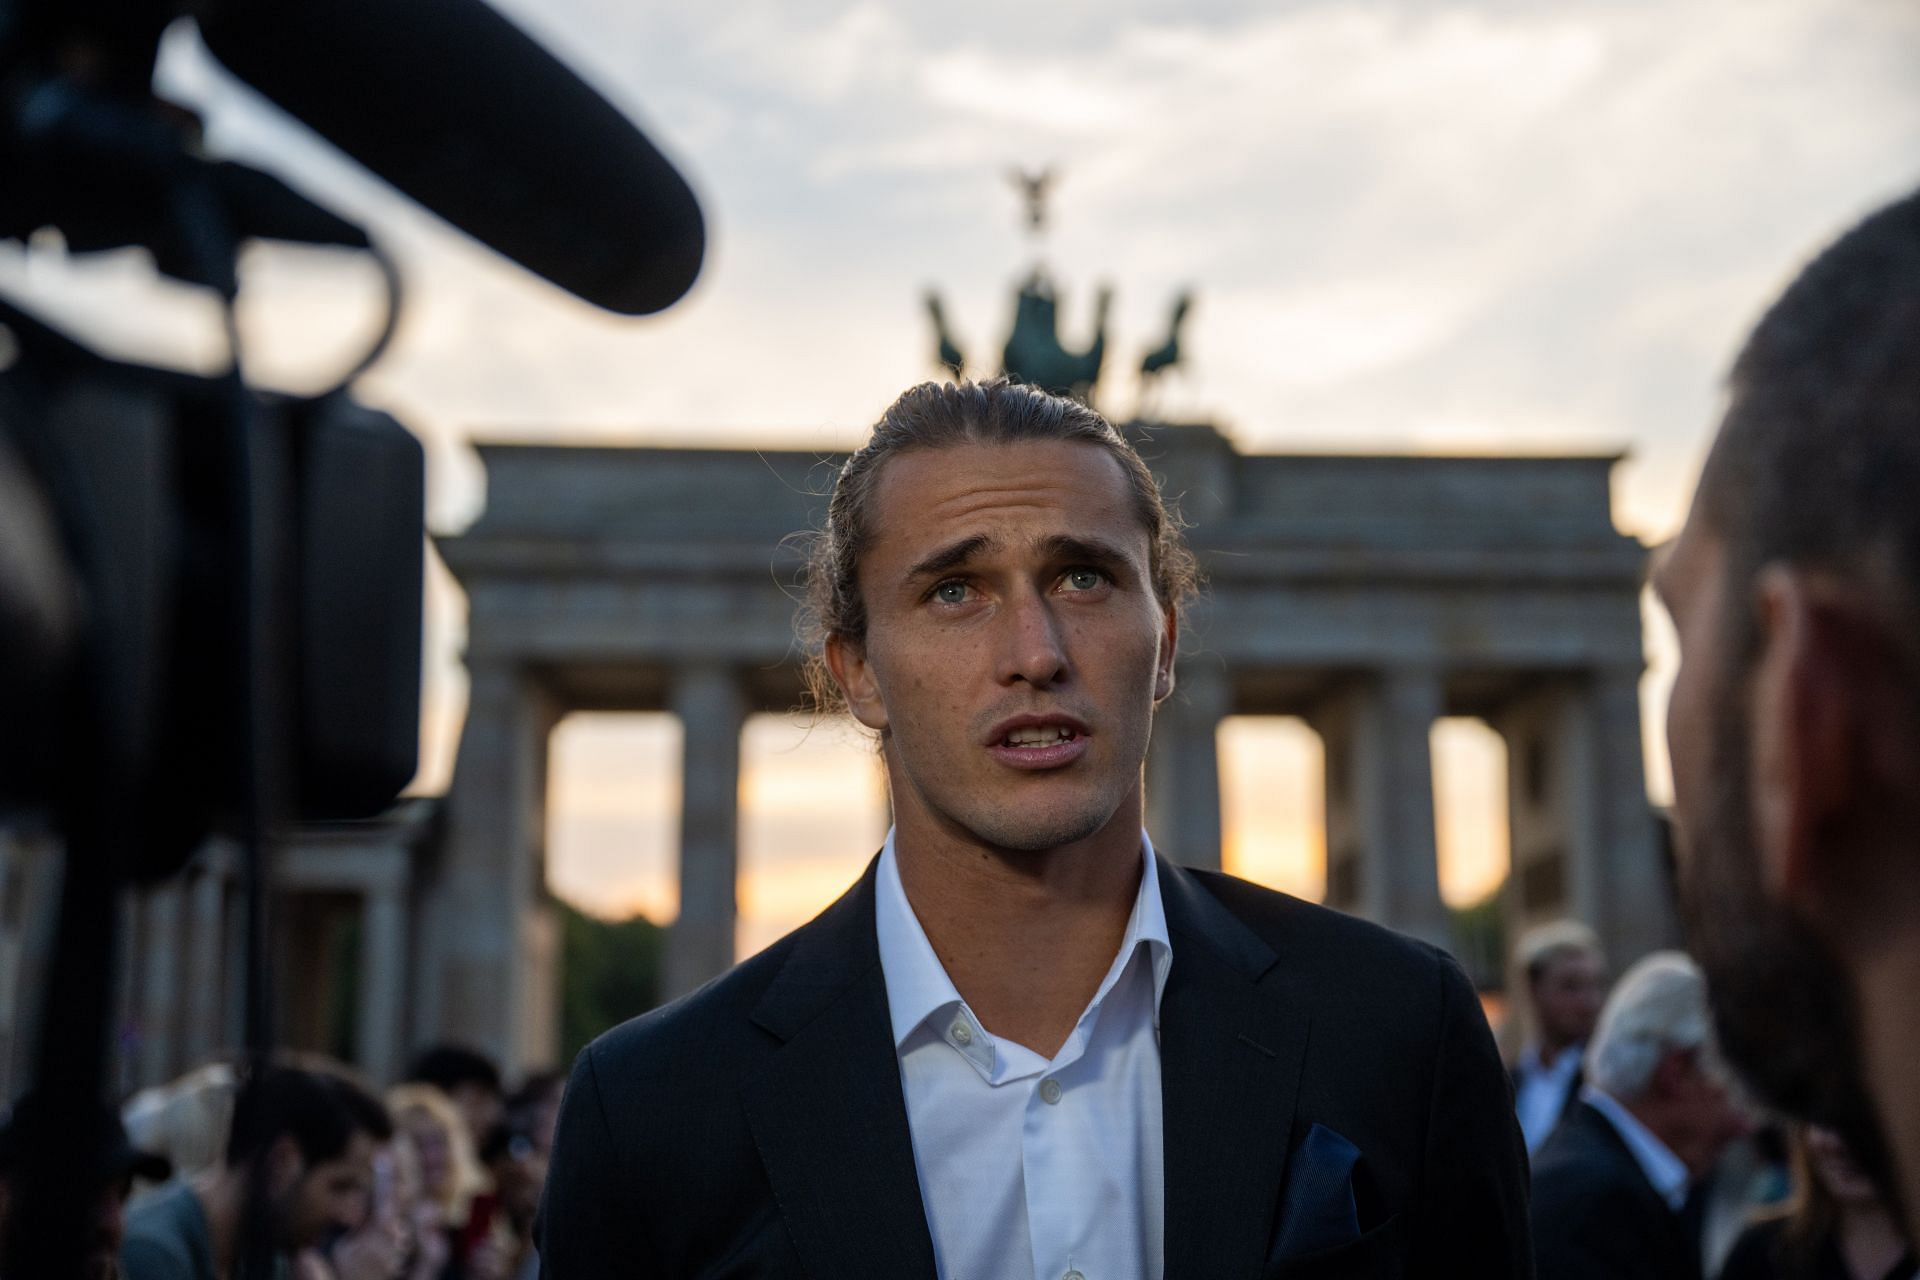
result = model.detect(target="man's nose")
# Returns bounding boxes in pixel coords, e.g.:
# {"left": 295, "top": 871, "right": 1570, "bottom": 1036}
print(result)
{"left": 996, "top": 587, "right": 1069, "bottom": 687}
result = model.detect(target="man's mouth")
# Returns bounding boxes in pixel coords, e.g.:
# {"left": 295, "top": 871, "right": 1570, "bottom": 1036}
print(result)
{"left": 1001, "top": 725, "right": 1078, "bottom": 748}
{"left": 984, "top": 716, "right": 1091, "bottom": 770}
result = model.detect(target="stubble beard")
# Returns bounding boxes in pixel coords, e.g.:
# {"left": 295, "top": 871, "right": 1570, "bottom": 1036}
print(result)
{"left": 962, "top": 797, "right": 1118, "bottom": 855}
{"left": 1678, "top": 675, "right": 1895, "bottom": 1199}
{"left": 914, "top": 766, "right": 1129, "bottom": 855}
{"left": 890, "top": 730, "right": 1143, "bottom": 857}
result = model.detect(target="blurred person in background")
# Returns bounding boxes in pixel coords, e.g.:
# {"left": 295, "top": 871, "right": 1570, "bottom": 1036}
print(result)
{"left": 1719, "top": 1125, "right": 1916, "bottom": 1280}
{"left": 1512, "top": 920, "right": 1609, "bottom": 1154}
{"left": 372, "top": 1130, "right": 449, "bottom": 1280}
{"left": 314, "top": 1128, "right": 457, "bottom": 1280}
{"left": 1656, "top": 186, "right": 1920, "bottom": 1228}
{"left": 401, "top": 1050, "right": 502, "bottom": 1156}
{"left": 1532, "top": 952, "right": 1753, "bottom": 1280}
{"left": 122, "top": 1065, "right": 240, "bottom": 1203}
{"left": 384, "top": 1086, "right": 500, "bottom": 1280}
{"left": 477, "top": 1117, "right": 543, "bottom": 1280}
{"left": 503, "top": 1074, "right": 562, "bottom": 1160}
{"left": 0, "top": 1094, "right": 172, "bottom": 1280}
{"left": 122, "top": 1067, "right": 390, "bottom": 1280}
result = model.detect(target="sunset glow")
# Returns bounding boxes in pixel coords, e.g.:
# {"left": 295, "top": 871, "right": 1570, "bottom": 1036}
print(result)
{"left": 548, "top": 706, "right": 1518, "bottom": 957}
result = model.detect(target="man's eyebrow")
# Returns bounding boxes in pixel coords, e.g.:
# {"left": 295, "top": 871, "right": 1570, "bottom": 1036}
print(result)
{"left": 1040, "top": 534, "right": 1134, "bottom": 568}
{"left": 904, "top": 534, "right": 996, "bottom": 582}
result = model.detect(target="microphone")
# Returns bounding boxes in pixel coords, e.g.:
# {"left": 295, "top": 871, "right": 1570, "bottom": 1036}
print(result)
{"left": 197, "top": 0, "right": 705, "bottom": 316}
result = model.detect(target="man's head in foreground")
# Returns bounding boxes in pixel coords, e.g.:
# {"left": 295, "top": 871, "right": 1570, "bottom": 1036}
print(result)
{"left": 1515, "top": 919, "right": 1607, "bottom": 1056}
{"left": 1584, "top": 953, "right": 1749, "bottom": 1179}
{"left": 808, "top": 379, "right": 1196, "bottom": 855}
{"left": 224, "top": 1067, "right": 391, "bottom": 1253}
{"left": 1655, "top": 186, "right": 1920, "bottom": 1207}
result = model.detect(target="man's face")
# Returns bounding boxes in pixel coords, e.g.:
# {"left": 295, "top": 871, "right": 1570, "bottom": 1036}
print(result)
{"left": 1655, "top": 494, "right": 1887, "bottom": 1186}
{"left": 274, "top": 1131, "right": 377, "bottom": 1252}
{"left": 1531, "top": 950, "right": 1605, "bottom": 1048}
{"left": 829, "top": 439, "right": 1175, "bottom": 854}
{"left": 1662, "top": 1048, "right": 1753, "bottom": 1180}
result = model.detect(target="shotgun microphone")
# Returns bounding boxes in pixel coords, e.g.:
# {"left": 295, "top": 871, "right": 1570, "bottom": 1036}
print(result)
{"left": 197, "top": 0, "right": 706, "bottom": 316}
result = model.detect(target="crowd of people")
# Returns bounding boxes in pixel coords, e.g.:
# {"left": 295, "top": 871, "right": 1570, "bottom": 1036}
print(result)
{"left": 1509, "top": 922, "right": 1915, "bottom": 1280}
{"left": 5, "top": 925, "right": 1909, "bottom": 1280}
{"left": 0, "top": 1046, "right": 564, "bottom": 1280}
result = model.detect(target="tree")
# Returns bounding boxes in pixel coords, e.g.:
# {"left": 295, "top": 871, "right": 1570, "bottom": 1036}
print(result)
{"left": 557, "top": 899, "right": 664, "bottom": 1063}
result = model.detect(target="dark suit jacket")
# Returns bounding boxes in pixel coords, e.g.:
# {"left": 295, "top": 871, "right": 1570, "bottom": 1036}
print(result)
{"left": 539, "top": 855, "right": 1533, "bottom": 1278}
{"left": 1531, "top": 1100, "right": 1699, "bottom": 1280}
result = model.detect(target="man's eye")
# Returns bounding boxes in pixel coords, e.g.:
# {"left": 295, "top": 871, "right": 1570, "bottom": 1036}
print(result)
{"left": 1063, "top": 568, "right": 1105, "bottom": 591}
{"left": 933, "top": 581, "right": 969, "bottom": 604}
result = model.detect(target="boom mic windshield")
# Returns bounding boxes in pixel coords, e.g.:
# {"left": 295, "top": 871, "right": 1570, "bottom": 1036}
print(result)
{"left": 197, "top": 0, "right": 705, "bottom": 316}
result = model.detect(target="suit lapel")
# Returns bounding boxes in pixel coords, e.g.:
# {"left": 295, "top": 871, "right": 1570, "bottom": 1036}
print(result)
{"left": 1573, "top": 1103, "right": 1698, "bottom": 1273}
{"left": 740, "top": 861, "right": 938, "bottom": 1279}
{"left": 1157, "top": 859, "right": 1312, "bottom": 1280}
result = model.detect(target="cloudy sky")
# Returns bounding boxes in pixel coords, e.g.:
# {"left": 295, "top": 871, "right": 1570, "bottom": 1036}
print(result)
{"left": 6, "top": 0, "right": 1917, "bottom": 947}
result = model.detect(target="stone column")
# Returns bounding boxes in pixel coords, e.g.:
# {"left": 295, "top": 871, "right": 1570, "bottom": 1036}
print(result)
{"left": 180, "top": 856, "right": 230, "bottom": 1069}
{"left": 1497, "top": 683, "right": 1594, "bottom": 936}
{"left": 137, "top": 883, "right": 185, "bottom": 1088}
{"left": 1590, "top": 669, "right": 1675, "bottom": 963}
{"left": 1310, "top": 670, "right": 1450, "bottom": 949}
{"left": 1145, "top": 659, "right": 1230, "bottom": 869}
{"left": 1495, "top": 669, "right": 1672, "bottom": 967}
{"left": 664, "top": 664, "right": 747, "bottom": 1001}
{"left": 428, "top": 659, "right": 559, "bottom": 1075}
{"left": 0, "top": 832, "right": 63, "bottom": 1099}
{"left": 358, "top": 880, "right": 407, "bottom": 1085}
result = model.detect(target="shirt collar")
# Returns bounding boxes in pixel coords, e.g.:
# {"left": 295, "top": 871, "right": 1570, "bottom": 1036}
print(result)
{"left": 874, "top": 827, "right": 1173, "bottom": 1053}
{"left": 1521, "top": 1041, "right": 1584, "bottom": 1083}
{"left": 1581, "top": 1084, "right": 1692, "bottom": 1211}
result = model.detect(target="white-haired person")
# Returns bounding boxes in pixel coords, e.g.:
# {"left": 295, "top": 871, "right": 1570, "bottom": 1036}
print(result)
{"left": 1511, "top": 920, "right": 1609, "bottom": 1154}
{"left": 1532, "top": 952, "right": 1753, "bottom": 1280}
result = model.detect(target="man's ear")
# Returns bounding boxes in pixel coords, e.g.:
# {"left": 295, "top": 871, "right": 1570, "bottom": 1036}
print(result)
{"left": 1153, "top": 606, "right": 1178, "bottom": 705}
{"left": 825, "top": 633, "right": 888, "bottom": 733}
{"left": 1748, "top": 567, "right": 1863, "bottom": 899}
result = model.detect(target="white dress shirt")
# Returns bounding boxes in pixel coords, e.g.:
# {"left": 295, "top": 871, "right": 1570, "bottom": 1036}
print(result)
{"left": 1580, "top": 1085, "right": 1690, "bottom": 1211}
{"left": 1514, "top": 1042, "right": 1583, "bottom": 1153}
{"left": 875, "top": 829, "right": 1173, "bottom": 1280}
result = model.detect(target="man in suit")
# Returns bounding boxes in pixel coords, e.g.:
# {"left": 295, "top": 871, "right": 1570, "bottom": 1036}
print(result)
{"left": 1510, "top": 921, "right": 1608, "bottom": 1154}
{"left": 1531, "top": 953, "right": 1750, "bottom": 1280}
{"left": 539, "top": 378, "right": 1533, "bottom": 1278}
{"left": 122, "top": 1067, "right": 391, "bottom": 1280}
{"left": 1653, "top": 186, "right": 1920, "bottom": 1230}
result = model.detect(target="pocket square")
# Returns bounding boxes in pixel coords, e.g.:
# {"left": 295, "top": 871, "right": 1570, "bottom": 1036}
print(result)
{"left": 1269, "top": 1123, "right": 1365, "bottom": 1261}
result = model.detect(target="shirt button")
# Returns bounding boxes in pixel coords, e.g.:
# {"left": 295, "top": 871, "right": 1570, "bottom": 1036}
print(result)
{"left": 1040, "top": 1079, "right": 1063, "bottom": 1105}
{"left": 950, "top": 1020, "right": 972, "bottom": 1046}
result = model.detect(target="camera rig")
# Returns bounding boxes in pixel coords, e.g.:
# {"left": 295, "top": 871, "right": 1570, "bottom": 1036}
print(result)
{"left": 0, "top": 1, "right": 702, "bottom": 1273}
